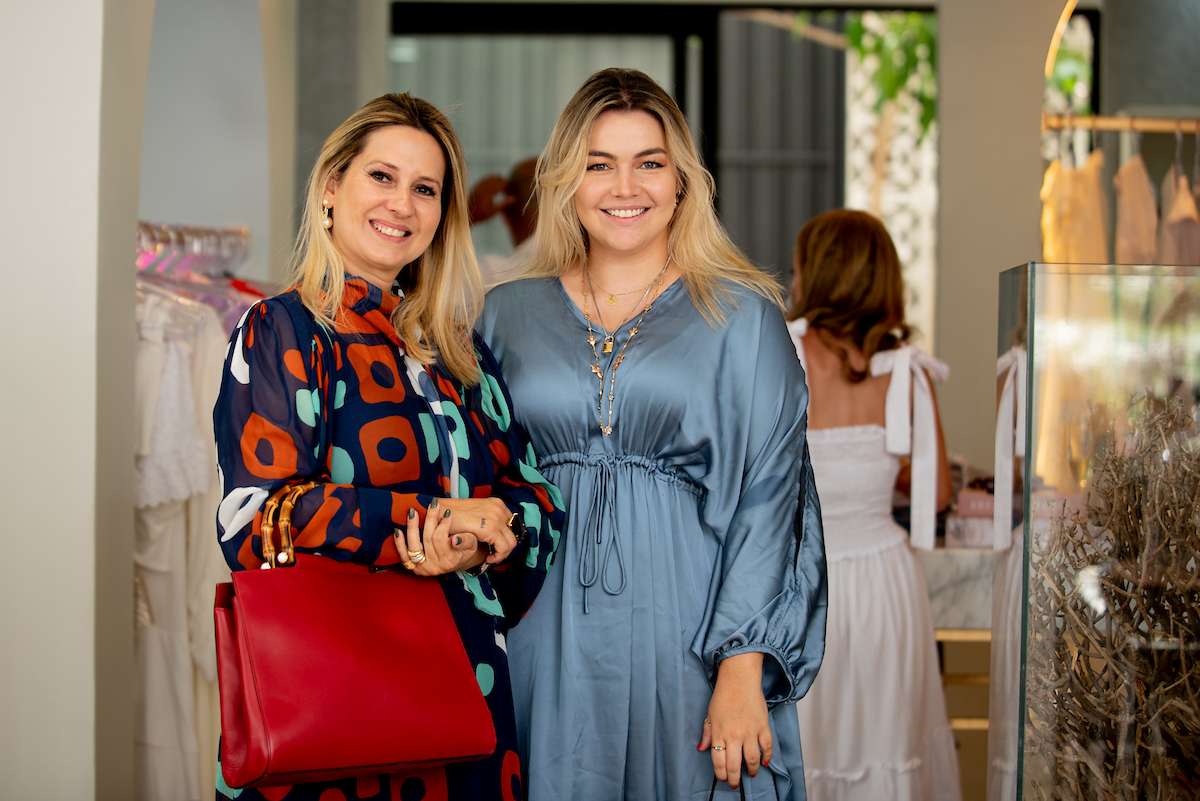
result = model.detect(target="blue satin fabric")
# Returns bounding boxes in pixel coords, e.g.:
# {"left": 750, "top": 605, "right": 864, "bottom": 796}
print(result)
{"left": 479, "top": 277, "right": 828, "bottom": 801}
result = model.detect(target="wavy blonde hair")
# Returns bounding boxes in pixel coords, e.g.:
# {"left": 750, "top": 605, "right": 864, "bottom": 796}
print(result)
{"left": 788, "top": 209, "right": 912, "bottom": 383}
{"left": 291, "top": 93, "right": 482, "bottom": 385}
{"left": 522, "top": 68, "right": 782, "bottom": 321}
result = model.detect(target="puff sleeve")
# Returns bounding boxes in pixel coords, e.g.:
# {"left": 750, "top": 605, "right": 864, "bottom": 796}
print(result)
{"left": 691, "top": 303, "right": 828, "bottom": 705}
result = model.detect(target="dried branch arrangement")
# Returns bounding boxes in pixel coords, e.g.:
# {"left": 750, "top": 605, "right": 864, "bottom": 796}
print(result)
{"left": 1023, "top": 397, "right": 1200, "bottom": 801}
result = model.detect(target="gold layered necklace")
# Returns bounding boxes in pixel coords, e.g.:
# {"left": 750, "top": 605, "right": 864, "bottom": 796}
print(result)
{"left": 592, "top": 276, "right": 659, "bottom": 306}
{"left": 582, "top": 262, "right": 669, "bottom": 437}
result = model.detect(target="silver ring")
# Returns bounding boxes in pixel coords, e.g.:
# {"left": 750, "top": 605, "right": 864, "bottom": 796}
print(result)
{"left": 712, "top": 744, "right": 725, "bottom": 752}
{"left": 408, "top": 550, "right": 427, "bottom": 565}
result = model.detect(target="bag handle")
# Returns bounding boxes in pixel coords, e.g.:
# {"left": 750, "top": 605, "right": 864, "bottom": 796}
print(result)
{"left": 277, "top": 481, "right": 318, "bottom": 565}
{"left": 257, "top": 481, "right": 318, "bottom": 569}
{"left": 707, "top": 777, "right": 748, "bottom": 801}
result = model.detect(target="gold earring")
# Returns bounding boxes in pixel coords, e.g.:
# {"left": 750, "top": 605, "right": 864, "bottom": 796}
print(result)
{"left": 322, "top": 202, "right": 333, "bottom": 229}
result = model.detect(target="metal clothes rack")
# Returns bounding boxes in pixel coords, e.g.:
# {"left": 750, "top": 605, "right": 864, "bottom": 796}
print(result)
{"left": 137, "top": 221, "right": 251, "bottom": 275}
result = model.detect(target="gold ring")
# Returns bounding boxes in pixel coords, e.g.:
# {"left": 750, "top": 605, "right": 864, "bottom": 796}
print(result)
{"left": 712, "top": 744, "right": 726, "bottom": 752}
{"left": 409, "top": 550, "right": 427, "bottom": 564}
{"left": 704, "top": 718, "right": 711, "bottom": 727}
{"left": 402, "top": 560, "right": 417, "bottom": 570}
{"left": 507, "top": 512, "right": 518, "bottom": 527}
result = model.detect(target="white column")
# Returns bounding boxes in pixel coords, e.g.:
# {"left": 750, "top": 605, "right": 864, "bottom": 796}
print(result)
{"left": 0, "top": 0, "right": 152, "bottom": 798}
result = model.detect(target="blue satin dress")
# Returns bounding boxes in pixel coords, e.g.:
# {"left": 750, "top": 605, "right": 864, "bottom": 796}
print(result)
{"left": 479, "top": 277, "right": 828, "bottom": 801}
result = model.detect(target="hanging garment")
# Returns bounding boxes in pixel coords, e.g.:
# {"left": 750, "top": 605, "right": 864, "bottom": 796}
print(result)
{"left": 1040, "top": 159, "right": 1070, "bottom": 262}
{"left": 135, "top": 304, "right": 208, "bottom": 801}
{"left": 183, "top": 305, "right": 230, "bottom": 800}
{"left": 1114, "top": 154, "right": 1158, "bottom": 264}
{"left": 480, "top": 278, "right": 827, "bottom": 801}
{"left": 1158, "top": 166, "right": 1200, "bottom": 265}
{"left": 136, "top": 500, "right": 202, "bottom": 801}
{"left": 788, "top": 319, "right": 960, "bottom": 801}
{"left": 1041, "top": 151, "right": 1110, "bottom": 263}
{"left": 1071, "top": 150, "right": 1111, "bottom": 263}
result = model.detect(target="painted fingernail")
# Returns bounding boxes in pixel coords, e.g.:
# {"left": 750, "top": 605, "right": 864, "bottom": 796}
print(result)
{"left": 408, "top": 508, "right": 416, "bottom": 520}
{"left": 429, "top": 498, "right": 439, "bottom": 509}
{"left": 443, "top": 508, "right": 452, "bottom": 519}
{"left": 453, "top": 535, "right": 463, "bottom": 547}
{"left": 763, "top": 757, "right": 771, "bottom": 767}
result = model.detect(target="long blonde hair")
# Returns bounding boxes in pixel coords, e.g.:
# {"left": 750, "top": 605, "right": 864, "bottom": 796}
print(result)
{"left": 523, "top": 68, "right": 782, "bottom": 321}
{"left": 291, "top": 93, "right": 482, "bottom": 385}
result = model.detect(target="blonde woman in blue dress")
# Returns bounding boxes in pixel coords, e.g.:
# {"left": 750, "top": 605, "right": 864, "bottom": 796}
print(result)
{"left": 787, "top": 210, "right": 961, "bottom": 801}
{"left": 479, "top": 68, "right": 828, "bottom": 800}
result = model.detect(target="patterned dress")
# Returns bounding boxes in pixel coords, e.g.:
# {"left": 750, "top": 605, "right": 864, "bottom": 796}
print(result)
{"left": 213, "top": 275, "right": 565, "bottom": 801}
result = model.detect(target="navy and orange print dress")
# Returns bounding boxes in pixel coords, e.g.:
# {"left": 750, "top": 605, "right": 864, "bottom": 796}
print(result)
{"left": 213, "top": 275, "right": 565, "bottom": 801}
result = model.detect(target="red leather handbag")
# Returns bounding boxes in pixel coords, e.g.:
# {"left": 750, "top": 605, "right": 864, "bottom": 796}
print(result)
{"left": 214, "top": 482, "right": 497, "bottom": 788}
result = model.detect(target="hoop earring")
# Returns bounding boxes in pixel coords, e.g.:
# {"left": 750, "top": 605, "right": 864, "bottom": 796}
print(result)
{"left": 322, "top": 202, "right": 333, "bottom": 229}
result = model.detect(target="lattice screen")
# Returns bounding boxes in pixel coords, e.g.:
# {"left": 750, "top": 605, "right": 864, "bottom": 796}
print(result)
{"left": 843, "top": 24, "right": 939, "bottom": 348}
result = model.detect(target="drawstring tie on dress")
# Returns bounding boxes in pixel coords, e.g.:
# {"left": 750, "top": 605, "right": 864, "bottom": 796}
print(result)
{"left": 577, "top": 460, "right": 626, "bottom": 613}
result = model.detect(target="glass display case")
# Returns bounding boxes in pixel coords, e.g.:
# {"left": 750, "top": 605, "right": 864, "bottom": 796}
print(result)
{"left": 994, "top": 263, "right": 1200, "bottom": 801}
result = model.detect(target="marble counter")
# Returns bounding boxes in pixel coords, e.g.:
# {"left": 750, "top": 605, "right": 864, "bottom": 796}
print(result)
{"left": 917, "top": 547, "right": 995, "bottom": 630}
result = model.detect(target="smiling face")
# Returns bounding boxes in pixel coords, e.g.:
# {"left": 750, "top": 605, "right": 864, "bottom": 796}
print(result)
{"left": 324, "top": 124, "right": 446, "bottom": 289}
{"left": 573, "top": 109, "right": 679, "bottom": 262}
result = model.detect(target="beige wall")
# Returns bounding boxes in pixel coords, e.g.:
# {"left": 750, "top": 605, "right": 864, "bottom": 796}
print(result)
{"left": 0, "top": 1, "right": 152, "bottom": 799}
{"left": 262, "top": 0, "right": 299, "bottom": 285}
{"left": 936, "top": 0, "right": 1067, "bottom": 469}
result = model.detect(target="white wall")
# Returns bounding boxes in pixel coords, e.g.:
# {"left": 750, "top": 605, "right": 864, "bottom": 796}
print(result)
{"left": 138, "top": 0, "right": 272, "bottom": 280}
{"left": 0, "top": 0, "right": 151, "bottom": 798}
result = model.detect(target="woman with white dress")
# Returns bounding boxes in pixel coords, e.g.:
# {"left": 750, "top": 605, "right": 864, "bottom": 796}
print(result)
{"left": 786, "top": 210, "right": 962, "bottom": 801}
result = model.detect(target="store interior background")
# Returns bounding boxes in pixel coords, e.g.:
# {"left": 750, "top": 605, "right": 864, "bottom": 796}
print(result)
{"left": 4, "top": 0, "right": 1199, "bottom": 798}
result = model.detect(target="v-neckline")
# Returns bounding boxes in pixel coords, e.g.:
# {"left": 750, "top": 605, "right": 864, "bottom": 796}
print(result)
{"left": 553, "top": 274, "right": 685, "bottom": 336}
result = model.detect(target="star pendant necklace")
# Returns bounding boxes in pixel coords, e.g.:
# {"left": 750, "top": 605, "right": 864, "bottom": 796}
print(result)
{"left": 582, "top": 261, "right": 670, "bottom": 437}
{"left": 592, "top": 275, "right": 660, "bottom": 307}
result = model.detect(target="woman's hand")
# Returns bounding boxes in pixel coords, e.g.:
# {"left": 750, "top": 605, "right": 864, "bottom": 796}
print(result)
{"left": 434, "top": 497, "right": 519, "bottom": 564}
{"left": 698, "top": 652, "right": 772, "bottom": 790}
{"left": 394, "top": 500, "right": 486, "bottom": 576}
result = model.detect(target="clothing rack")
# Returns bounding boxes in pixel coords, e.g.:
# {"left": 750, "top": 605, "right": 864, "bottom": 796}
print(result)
{"left": 1042, "top": 113, "right": 1200, "bottom": 134}
{"left": 137, "top": 221, "right": 251, "bottom": 275}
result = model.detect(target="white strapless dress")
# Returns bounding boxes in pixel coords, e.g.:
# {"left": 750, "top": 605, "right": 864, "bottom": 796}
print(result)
{"left": 789, "top": 321, "right": 962, "bottom": 801}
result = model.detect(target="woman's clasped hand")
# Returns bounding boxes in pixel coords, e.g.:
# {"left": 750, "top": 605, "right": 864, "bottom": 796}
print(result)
{"left": 394, "top": 497, "right": 519, "bottom": 575}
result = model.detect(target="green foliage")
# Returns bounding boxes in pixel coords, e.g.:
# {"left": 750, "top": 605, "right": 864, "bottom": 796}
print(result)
{"left": 1048, "top": 36, "right": 1093, "bottom": 113}
{"left": 841, "top": 12, "right": 938, "bottom": 141}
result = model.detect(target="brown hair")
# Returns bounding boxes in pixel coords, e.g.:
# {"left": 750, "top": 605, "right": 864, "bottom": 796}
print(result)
{"left": 788, "top": 209, "right": 911, "bottom": 383}
{"left": 520, "top": 68, "right": 782, "bottom": 320}
{"left": 292, "top": 93, "right": 482, "bottom": 385}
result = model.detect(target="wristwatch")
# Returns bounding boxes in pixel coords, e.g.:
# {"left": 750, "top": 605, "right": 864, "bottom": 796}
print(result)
{"left": 508, "top": 511, "right": 527, "bottom": 545}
